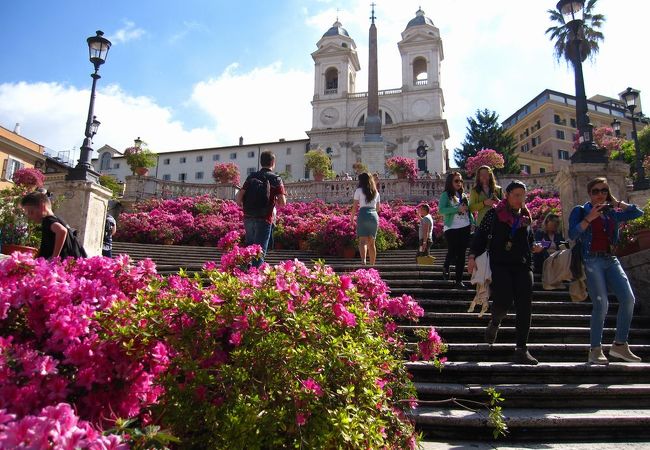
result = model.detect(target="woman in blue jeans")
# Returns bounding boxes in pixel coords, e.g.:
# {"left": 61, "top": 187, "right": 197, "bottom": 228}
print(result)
{"left": 569, "top": 177, "right": 643, "bottom": 364}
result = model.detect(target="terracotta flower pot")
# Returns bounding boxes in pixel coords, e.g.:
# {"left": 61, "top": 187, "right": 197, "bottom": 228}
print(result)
{"left": 2, "top": 244, "right": 38, "bottom": 256}
{"left": 135, "top": 167, "right": 150, "bottom": 176}
{"left": 313, "top": 173, "right": 325, "bottom": 182}
{"left": 298, "top": 240, "right": 310, "bottom": 251}
{"left": 635, "top": 229, "right": 650, "bottom": 251}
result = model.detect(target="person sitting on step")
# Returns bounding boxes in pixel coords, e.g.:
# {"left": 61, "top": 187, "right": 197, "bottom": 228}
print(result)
{"left": 468, "top": 180, "right": 544, "bottom": 365}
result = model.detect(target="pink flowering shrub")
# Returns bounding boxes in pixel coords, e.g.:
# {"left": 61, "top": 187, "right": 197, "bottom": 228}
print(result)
{"left": 0, "top": 253, "right": 164, "bottom": 425}
{"left": 0, "top": 403, "right": 126, "bottom": 450}
{"left": 11, "top": 168, "right": 45, "bottom": 188}
{"left": 386, "top": 156, "right": 418, "bottom": 181}
{"left": 525, "top": 189, "right": 562, "bottom": 230}
{"left": 212, "top": 162, "right": 241, "bottom": 186}
{"left": 102, "top": 248, "right": 444, "bottom": 449}
{"left": 465, "top": 149, "right": 505, "bottom": 176}
{"left": 216, "top": 230, "right": 242, "bottom": 251}
{"left": 594, "top": 126, "right": 624, "bottom": 155}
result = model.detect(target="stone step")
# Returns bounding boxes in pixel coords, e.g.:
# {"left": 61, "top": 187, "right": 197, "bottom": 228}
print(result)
{"left": 411, "top": 299, "right": 601, "bottom": 314}
{"left": 410, "top": 407, "right": 650, "bottom": 441}
{"left": 411, "top": 343, "right": 650, "bottom": 363}
{"left": 391, "top": 287, "right": 608, "bottom": 302}
{"left": 398, "top": 326, "right": 650, "bottom": 344}
{"left": 415, "top": 312, "right": 650, "bottom": 327}
{"left": 414, "top": 382, "right": 650, "bottom": 408}
{"left": 406, "top": 361, "right": 650, "bottom": 385}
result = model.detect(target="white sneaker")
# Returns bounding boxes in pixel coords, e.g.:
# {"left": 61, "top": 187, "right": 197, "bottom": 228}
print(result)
{"left": 609, "top": 342, "right": 642, "bottom": 362}
{"left": 588, "top": 347, "right": 609, "bottom": 365}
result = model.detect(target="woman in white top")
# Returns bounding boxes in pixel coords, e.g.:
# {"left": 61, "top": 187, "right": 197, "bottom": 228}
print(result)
{"left": 351, "top": 172, "right": 381, "bottom": 265}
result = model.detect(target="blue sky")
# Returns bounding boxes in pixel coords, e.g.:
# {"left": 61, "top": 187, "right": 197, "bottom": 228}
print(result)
{"left": 1, "top": 0, "right": 648, "bottom": 164}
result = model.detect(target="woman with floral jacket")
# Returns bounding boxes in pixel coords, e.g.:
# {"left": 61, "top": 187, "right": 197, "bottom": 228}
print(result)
{"left": 568, "top": 177, "right": 643, "bottom": 365}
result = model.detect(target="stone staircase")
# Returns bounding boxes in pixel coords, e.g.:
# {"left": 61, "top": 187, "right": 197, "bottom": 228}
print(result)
{"left": 113, "top": 242, "right": 650, "bottom": 443}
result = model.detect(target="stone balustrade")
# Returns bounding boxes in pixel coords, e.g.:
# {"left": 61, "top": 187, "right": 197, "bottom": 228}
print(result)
{"left": 285, "top": 179, "right": 445, "bottom": 203}
{"left": 123, "top": 176, "right": 238, "bottom": 202}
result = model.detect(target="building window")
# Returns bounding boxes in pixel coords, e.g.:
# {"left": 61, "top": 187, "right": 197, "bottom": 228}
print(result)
{"left": 286, "top": 147, "right": 292, "bottom": 155}
{"left": 113, "top": 163, "right": 120, "bottom": 169}
{"left": 385, "top": 112, "right": 394, "bottom": 125}
{"left": 540, "top": 168, "right": 546, "bottom": 173}
{"left": 163, "top": 158, "right": 170, "bottom": 165}
{"left": 162, "top": 174, "right": 171, "bottom": 181}
{"left": 285, "top": 164, "right": 292, "bottom": 174}
{"left": 247, "top": 151, "right": 255, "bottom": 158}
{"left": 100, "top": 152, "right": 112, "bottom": 171}
{"left": 196, "top": 155, "right": 203, "bottom": 162}
{"left": 570, "top": 118, "right": 577, "bottom": 128}
{"left": 4, "top": 157, "right": 23, "bottom": 180}
{"left": 558, "top": 150, "right": 570, "bottom": 160}
{"left": 230, "top": 153, "right": 237, "bottom": 160}
{"left": 532, "top": 136, "right": 541, "bottom": 147}
{"left": 195, "top": 171, "right": 204, "bottom": 180}
{"left": 180, "top": 157, "right": 186, "bottom": 163}
{"left": 178, "top": 173, "right": 187, "bottom": 182}
{"left": 247, "top": 167, "right": 256, "bottom": 175}
{"left": 326, "top": 147, "right": 333, "bottom": 156}
{"left": 524, "top": 128, "right": 529, "bottom": 137}
{"left": 305, "top": 167, "right": 310, "bottom": 179}
{"left": 325, "top": 67, "right": 338, "bottom": 94}
{"left": 213, "top": 154, "right": 220, "bottom": 161}
{"left": 521, "top": 143, "right": 530, "bottom": 152}
{"left": 520, "top": 164, "right": 531, "bottom": 174}
{"left": 554, "top": 114, "right": 562, "bottom": 125}
{"left": 556, "top": 130, "right": 565, "bottom": 140}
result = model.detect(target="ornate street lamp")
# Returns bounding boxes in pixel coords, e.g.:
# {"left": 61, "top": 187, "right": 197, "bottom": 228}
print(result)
{"left": 621, "top": 87, "right": 649, "bottom": 190}
{"left": 67, "top": 30, "right": 112, "bottom": 182}
{"left": 556, "top": 0, "right": 607, "bottom": 163}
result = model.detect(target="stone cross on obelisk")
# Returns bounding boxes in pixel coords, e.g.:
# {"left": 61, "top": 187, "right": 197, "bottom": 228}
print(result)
{"left": 360, "top": 2, "right": 388, "bottom": 174}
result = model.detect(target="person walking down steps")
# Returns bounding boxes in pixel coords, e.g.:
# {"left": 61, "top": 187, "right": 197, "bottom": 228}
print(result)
{"left": 468, "top": 180, "right": 544, "bottom": 365}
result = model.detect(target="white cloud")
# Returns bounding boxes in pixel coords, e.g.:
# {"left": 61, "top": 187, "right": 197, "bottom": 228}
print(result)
{"left": 109, "top": 20, "right": 145, "bottom": 44}
{"left": 0, "top": 81, "right": 218, "bottom": 159}
{"left": 190, "top": 62, "right": 313, "bottom": 145}
{"left": 169, "top": 21, "right": 209, "bottom": 44}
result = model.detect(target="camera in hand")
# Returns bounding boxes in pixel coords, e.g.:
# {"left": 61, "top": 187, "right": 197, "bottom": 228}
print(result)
{"left": 599, "top": 203, "right": 613, "bottom": 213}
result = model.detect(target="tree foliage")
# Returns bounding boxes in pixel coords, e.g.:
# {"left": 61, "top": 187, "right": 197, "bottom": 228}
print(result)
{"left": 545, "top": 0, "right": 605, "bottom": 66}
{"left": 454, "top": 109, "right": 519, "bottom": 175}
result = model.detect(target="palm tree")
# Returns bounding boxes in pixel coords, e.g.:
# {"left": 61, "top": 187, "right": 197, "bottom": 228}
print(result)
{"left": 545, "top": 0, "right": 605, "bottom": 65}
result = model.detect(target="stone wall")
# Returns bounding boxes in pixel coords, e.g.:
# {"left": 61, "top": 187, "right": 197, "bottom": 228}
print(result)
{"left": 620, "top": 249, "right": 650, "bottom": 314}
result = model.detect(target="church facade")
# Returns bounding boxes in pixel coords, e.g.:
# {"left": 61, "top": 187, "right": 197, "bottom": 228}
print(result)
{"left": 308, "top": 8, "right": 450, "bottom": 176}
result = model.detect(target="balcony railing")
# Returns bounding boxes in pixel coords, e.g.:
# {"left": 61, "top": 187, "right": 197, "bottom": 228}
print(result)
{"left": 324, "top": 88, "right": 338, "bottom": 95}
{"left": 415, "top": 79, "right": 428, "bottom": 86}
{"left": 347, "top": 88, "right": 403, "bottom": 99}
{"left": 123, "top": 176, "right": 238, "bottom": 202}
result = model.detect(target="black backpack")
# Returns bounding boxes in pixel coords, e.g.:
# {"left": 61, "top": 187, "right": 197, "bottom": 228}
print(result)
{"left": 243, "top": 171, "right": 276, "bottom": 217}
{"left": 55, "top": 217, "right": 88, "bottom": 258}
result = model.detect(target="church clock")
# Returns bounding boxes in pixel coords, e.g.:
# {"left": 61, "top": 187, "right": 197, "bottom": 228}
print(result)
{"left": 320, "top": 107, "right": 340, "bottom": 125}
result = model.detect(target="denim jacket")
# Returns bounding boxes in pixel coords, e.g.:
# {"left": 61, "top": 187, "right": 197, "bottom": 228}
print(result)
{"left": 439, "top": 191, "right": 476, "bottom": 228}
{"left": 568, "top": 202, "right": 643, "bottom": 258}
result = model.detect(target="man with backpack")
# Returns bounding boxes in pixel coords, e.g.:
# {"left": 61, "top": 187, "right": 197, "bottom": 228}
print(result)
{"left": 235, "top": 150, "right": 286, "bottom": 267}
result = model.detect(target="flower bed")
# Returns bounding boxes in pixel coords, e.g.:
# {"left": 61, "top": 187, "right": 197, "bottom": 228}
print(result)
{"left": 0, "top": 248, "right": 446, "bottom": 448}
{"left": 525, "top": 189, "right": 562, "bottom": 230}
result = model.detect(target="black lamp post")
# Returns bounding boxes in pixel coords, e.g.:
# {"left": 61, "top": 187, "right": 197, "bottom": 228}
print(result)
{"left": 621, "top": 87, "right": 649, "bottom": 190}
{"left": 67, "top": 30, "right": 112, "bottom": 182}
{"left": 556, "top": 0, "right": 607, "bottom": 163}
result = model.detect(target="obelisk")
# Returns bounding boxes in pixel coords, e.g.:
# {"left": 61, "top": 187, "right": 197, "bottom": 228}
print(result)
{"left": 360, "top": 2, "right": 387, "bottom": 174}
{"left": 364, "top": 3, "right": 382, "bottom": 141}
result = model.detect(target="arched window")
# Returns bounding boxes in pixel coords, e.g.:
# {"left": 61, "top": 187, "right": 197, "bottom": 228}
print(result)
{"left": 413, "top": 57, "right": 428, "bottom": 85}
{"left": 357, "top": 115, "right": 365, "bottom": 127}
{"left": 325, "top": 67, "right": 338, "bottom": 94}
{"left": 100, "top": 152, "right": 111, "bottom": 171}
{"left": 385, "top": 112, "right": 393, "bottom": 125}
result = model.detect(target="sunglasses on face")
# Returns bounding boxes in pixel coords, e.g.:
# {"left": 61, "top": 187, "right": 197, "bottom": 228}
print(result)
{"left": 453, "top": 179, "right": 463, "bottom": 183}
{"left": 591, "top": 188, "right": 609, "bottom": 195}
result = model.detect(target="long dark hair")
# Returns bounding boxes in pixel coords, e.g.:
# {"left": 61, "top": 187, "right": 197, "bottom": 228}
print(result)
{"left": 474, "top": 165, "right": 497, "bottom": 194}
{"left": 358, "top": 172, "right": 377, "bottom": 203}
{"left": 444, "top": 171, "right": 463, "bottom": 199}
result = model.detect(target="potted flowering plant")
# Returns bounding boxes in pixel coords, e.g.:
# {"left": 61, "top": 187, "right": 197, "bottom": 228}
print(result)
{"left": 305, "top": 149, "right": 334, "bottom": 181}
{"left": 618, "top": 200, "right": 650, "bottom": 253}
{"left": 465, "top": 149, "right": 505, "bottom": 176}
{"left": 385, "top": 156, "right": 418, "bottom": 181}
{"left": 0, "top": 168, "right": 44, "bottom": 255}
{"left": 124, "top": 141, "right": 157, "bottom": 176}
{"left": 212, "top": 162, "right": 241, "bottom": 185}
{"left": 352, "top": 161, "right": 368, "bottom": 175}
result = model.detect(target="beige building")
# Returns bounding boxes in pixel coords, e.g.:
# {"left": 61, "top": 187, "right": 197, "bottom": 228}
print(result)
{"left": 0, "top": 123, "right": 46, "bottom": 189}
{"left": 503, "top": 89, "right": 646, "bottom": 174}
